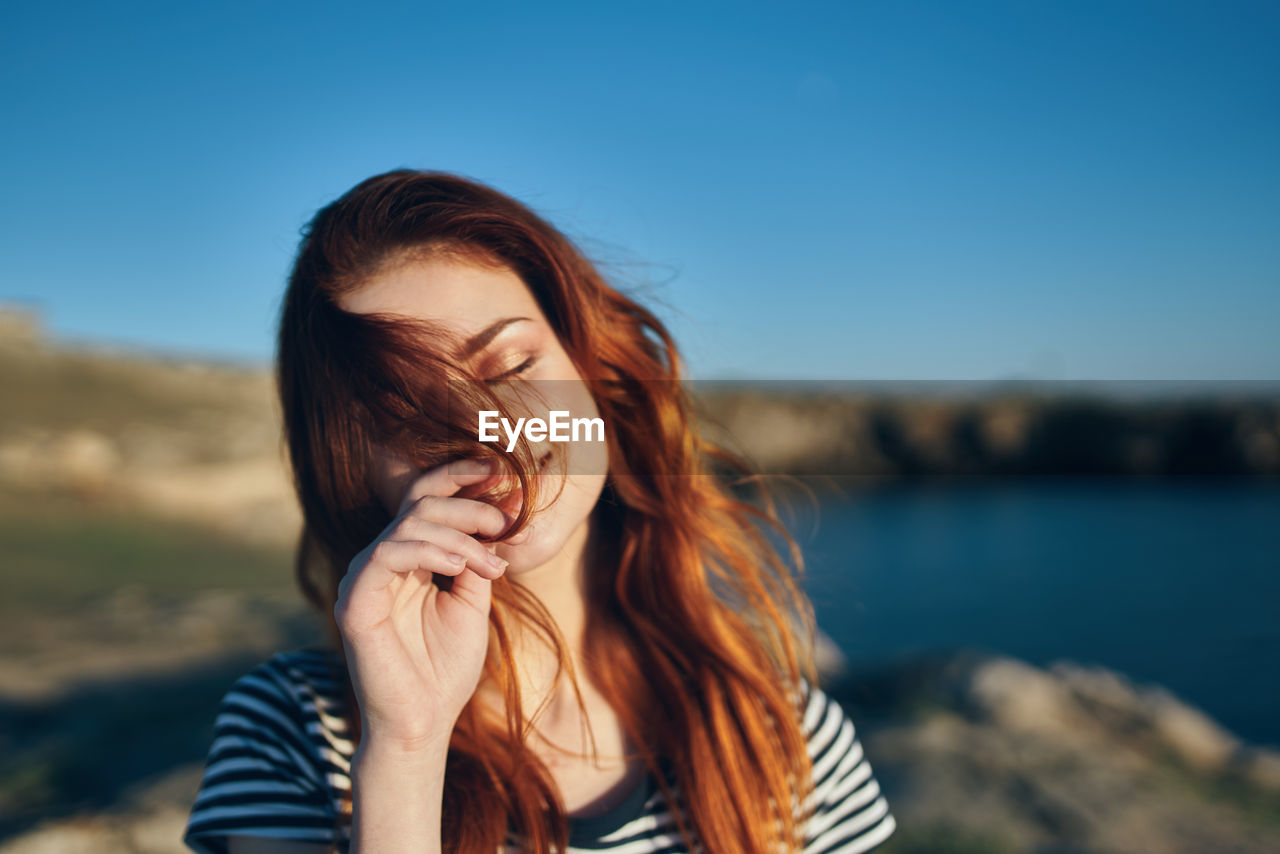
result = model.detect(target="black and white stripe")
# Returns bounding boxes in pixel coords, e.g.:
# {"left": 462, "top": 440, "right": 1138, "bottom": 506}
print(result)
{"left": 184, "top": 652, "right": 351, "bottom": 853}
{"left": 798, "top": 679, "right": 897, "bottom": 854}
{"left": 184, "top": 650, "right": 895, "bottom": 854}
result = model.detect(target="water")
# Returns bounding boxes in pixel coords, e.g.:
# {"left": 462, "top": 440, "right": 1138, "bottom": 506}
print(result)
{"left": 782, "top": 479, "right": 1280, "bottom": 748}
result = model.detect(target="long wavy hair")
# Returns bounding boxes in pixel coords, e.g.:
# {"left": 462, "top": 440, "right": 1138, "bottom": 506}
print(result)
{"left": 275, "top": 168, "right": 822, "bottom": 854}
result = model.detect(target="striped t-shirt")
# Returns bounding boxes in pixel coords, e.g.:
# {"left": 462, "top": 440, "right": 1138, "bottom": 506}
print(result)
{"left": 183, "top": 647, "right": 897, "bottom": 854}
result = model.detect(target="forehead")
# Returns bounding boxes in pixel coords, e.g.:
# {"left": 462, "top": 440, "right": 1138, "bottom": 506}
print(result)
{"left": 337, "top": 254, "right": 543, "bottom": 333}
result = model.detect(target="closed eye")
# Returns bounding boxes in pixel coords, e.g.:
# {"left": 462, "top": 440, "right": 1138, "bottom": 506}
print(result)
{"left": 484, "top": 355, "right": 538, "bottom": 385}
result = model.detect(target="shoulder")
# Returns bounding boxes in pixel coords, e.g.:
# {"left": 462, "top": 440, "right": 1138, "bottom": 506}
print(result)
{"left": 235, "top": 646, "right": 347, "bottom": 701}
{"left": 795, "top": 675, "right": 848, "bottom": 749}
{"left": 183, "top": 647, "right": 353, "bottom": 854}
{"left": 794, "top": 675, "right": 898, "bottom": 853}
{"left": 216, "top": 648, "right": 348, "bottom": 745}
{"left": 229, "top": 646, "right": 353, "bottom": 764}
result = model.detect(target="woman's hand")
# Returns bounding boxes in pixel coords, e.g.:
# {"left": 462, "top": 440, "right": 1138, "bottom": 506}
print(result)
{"left": 335, "top": 457, "right": 523, "bottom": 754}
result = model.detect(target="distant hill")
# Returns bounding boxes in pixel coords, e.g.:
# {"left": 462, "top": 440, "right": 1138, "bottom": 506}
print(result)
{"left": 2, "top": 302, "right": 1276, "bottom": 547}
{"left": 0, "top": 303, "right": 296, "bottom": 545}
{"left": 693, "top": 381, "right": 1280, "bottom": 479}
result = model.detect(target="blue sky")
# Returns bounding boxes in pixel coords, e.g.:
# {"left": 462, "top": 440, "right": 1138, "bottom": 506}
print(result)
{"left": 2, "top": 0, "right": 1277, "bottom": 381}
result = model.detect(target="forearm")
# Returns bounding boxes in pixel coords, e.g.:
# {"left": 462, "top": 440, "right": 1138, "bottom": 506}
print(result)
{"left": 349, "top": 737, "right": 450, "bottom": 853}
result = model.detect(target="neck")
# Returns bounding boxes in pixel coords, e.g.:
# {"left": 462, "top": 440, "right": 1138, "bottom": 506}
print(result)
{"left": 489, "top": 514, "right": 595, "bottom": 727}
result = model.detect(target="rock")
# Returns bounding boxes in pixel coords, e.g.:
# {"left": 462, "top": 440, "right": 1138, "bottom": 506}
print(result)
{"left": 53, "top": 429, "right": 122, "bottom": 483}
{"left": 956, "top": 657, "right": 1251, "bottom": 776}
{"left": 1140, "top": 683, "right": 1242, "bottom": 772}
{"left": 813, "top": 626, "right": 847, "bottom": 682}
{"left": 1233, "top": 745, "right": 1280, "bottom": 792}
{"left": 0, "top": 817, "right": 119, "bottom": 854}
{"left": 829, "top": 650, "right": 1280, "bottom": 854}
{"left": 964, "top": 655, "right": 1086, "bottom": 737}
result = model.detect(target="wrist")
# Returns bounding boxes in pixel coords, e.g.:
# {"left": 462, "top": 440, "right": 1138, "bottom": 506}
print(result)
{"left": 349, "top": 733, "right": 448, "bottom": 854}
{"left": 354, "top": 731, "right": 452, "bottom": 767}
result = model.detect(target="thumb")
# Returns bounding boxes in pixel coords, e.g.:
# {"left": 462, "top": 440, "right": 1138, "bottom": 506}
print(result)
{"left": 434, "top": 562, "right": 496, "bottom": 625}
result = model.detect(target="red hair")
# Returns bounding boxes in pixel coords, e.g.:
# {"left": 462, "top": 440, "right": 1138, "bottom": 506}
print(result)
{"left": 275, "top": 169, "right": 822, "bottom": 853}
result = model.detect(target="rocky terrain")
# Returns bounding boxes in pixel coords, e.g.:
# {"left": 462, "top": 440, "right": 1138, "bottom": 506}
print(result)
{"left": 3, "top": 622, "right": 1277, "bottom": 854}
{"left": 835, "top": 651, "right": 1280, "bottom": 853}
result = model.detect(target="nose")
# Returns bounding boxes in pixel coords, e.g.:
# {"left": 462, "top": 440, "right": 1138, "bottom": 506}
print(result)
{"left": 530, "top": 438, "right": 554, "bottom": 471}
{"left": 485, "top": 385, "right": 560, "bottom": 473}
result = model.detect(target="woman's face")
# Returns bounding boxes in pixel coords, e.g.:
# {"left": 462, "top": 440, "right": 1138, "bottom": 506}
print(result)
{"left": 336, "top": 252, "right": 609, "bottom": 575}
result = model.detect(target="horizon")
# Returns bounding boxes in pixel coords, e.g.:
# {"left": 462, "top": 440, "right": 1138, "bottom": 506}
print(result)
{"left": 6, "top": 298, "right": 1279, "bottom": 403}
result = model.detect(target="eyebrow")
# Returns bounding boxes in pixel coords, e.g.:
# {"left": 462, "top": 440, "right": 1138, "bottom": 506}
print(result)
{"left": 459, "top": 316, "right": 533, "bottom": 359}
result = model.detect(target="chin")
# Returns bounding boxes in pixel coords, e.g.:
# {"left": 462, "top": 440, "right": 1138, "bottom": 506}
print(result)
{"left": 496, "top": 473, "right": 605, "bottom": 574}
{"left": 495, "top": 531, "right": 550, "bottom": 573}
{"left": 496, "top": 515, "right": 578, "bottom": 574}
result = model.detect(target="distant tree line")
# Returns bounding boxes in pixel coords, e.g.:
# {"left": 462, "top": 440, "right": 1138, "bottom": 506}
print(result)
{"left": 691, "top": 388, "right": 1280, "bottom": 479}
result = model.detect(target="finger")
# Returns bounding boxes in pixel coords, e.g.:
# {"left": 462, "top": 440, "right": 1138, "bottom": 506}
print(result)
{"left": 359, "top": 539, "right": 498, "bottom": 596}
{"left": 403, "top": 495, "right": 532, "bottom": 543}
{"left": 437, "top": 563, "right": 499, "bottom": 618}
{"left": 395, "top": 520, "right": 510, "bottom": 574}
{"left": 453, "top": 466, "right": 517, "bottom": 500}
{"left": 397, "top": 457, "right": 497, "bottom": 514}
{"left": 337, "top": 540, "right": 477, "bottom": 633}
{"left": 401, "top": 495, "right": 510, "bottom": 539}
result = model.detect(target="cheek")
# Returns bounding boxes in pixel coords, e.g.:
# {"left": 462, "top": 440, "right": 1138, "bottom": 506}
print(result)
{"left": 562, "top": 388, "right": 608, "bottom": 476}
{"left": 537, "top": 476, "right": 605, "bottom": 533}
{"left": 552, "top": 365, "right": 600, "bottom": 419}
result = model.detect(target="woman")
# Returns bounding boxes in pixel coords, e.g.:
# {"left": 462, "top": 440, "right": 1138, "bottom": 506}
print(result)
{"left": 183, "top": 169, "right": 897, "bottom": 854}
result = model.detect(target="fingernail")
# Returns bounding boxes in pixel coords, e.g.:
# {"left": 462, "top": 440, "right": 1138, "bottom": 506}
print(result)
{"left": 448, "top": 553, "right": 465, "bottom": 566}
{"left": 487, "top": 554, "right": 508, "bottom": 570}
